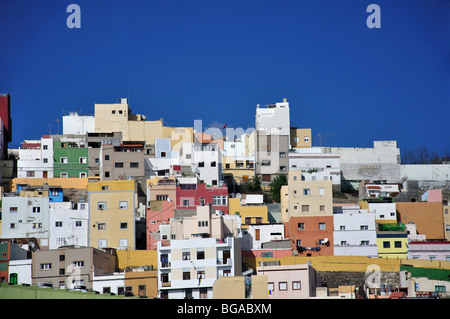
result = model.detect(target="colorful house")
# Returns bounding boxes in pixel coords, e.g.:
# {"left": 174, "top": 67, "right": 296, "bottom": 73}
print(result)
{"left": 53, "top": 138, "right": 89, "bottom": 178}
{"left": 88, "top": 180, "right": 136, "bottom": 250}
{"left": 228, "top": 194, "right": 268, "bottom": 230}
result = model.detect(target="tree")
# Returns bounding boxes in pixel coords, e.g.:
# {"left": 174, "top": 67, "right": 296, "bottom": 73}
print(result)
{"left": 269, "top": 174, "right": 288, "bottom": 203}
{"left": 248, "top": 175, "right": 262, "bottom": 193}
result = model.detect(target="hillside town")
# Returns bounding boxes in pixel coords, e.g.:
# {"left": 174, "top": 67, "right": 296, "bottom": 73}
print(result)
{"left": 0, "top": 93, "right": 449, "bottom": 300}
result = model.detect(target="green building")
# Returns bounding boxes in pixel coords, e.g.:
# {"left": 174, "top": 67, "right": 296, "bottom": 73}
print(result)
{"left": 53, "top": 140, "right": 89, "bottom": 178}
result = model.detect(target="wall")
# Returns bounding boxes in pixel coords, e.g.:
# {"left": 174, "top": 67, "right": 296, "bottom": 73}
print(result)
{"left": 63, "top": 113, "right": 95, "bottom": 135}
{"left": 228, "top": 197, "right": 268, "bottom": 229}
{"left": 116, "top": 249, "right": 158, "bottom": 270}
{"left": 125, "top": 269, "right": 158, "bottom": 298}
{"left": 396, "top": 202, "right": 445, "bottom": 240}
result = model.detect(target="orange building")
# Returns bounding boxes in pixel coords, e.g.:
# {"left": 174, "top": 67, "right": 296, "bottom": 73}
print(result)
{"left": 396, "top": 202, "right": 445, "bottom": 240}
{"left": 285, "top": 216, "right": 334, "bottom": 257}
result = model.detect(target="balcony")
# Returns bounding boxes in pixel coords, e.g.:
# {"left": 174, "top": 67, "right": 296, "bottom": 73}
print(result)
{"left": 161, "top": 281, "right": 171, "bottom": 287}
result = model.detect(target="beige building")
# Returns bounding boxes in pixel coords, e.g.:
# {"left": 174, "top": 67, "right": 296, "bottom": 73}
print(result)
{"left": 94, "top": 98, "right": 193, "bottom": 151}
{"left": 281, "top": 170, "right": 333, "bottom": 222}
{"left": 171, "top": 205, "right": 241, "bottom": 240}
{"left": 213, "top": 275, "right": 268, "bottom": 299}
{"left": 32, "top": 246, "right": 117, "bottom": 290}
{"left": 88, "top": 180, "right": 136, "bottom": 250}
{"left": 100, "top": 142, "right": 145, "bottom": 180}
{"left": 290, "top": 128, "right": 312, "bottom": 148}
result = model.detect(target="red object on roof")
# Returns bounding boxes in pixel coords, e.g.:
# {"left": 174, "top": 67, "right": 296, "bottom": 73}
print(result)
{"left": 389, "top": 292, "right": 406, "bottom": 299}
{"left": 173, "top": 165, "right": 181, "bottom": 171}
{"left": 367, "top": 186, "right": 381, "bottom": 189}
{"left": 21, "top": 143, "right": 41, "bottom": 149}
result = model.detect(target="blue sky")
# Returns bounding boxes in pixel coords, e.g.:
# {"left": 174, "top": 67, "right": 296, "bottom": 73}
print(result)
{"left": 1, "top": 0, "right": 449, "bottom": 156}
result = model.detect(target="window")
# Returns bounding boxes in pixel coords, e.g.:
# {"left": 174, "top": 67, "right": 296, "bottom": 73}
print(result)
{"left": 183, "top": 271, "right": 191, "bottom": 280}
{"left": 119, "top": 239, "right": 128, "bottom": 248}
{"left": 182, "top": 252, "right": 191, "bottom": 260}
{"left": 360, "top": 225, "right": 369, "bottom": 230}
{"left": 292, "top": 281, "right": 301, "bottom": 290}
{"left": 268, "top": 282, "right": 274, "bottom": 293}
{"left": 40, "top": 263, "right": 51, "bottom": 270}
{"left": 130, "top": 162, "right": 139, "bottom": 168}
{"left": 279, "top": 152, "right": 286, "bottom": 158}
{"left": 341, "top": 241, "right": 347, "bottom": 246}
{"left": 160, "top": 152, "right": 166, "bottom": 158}
{"left": 261, "top": 160, "right": 271, "bottom": 166}
{"left": 43, "top": 158, "right": 48, "bottom": 163}
{"left": 361, "top": 241, "right": 369, "bottom": 246}
{"left": 43, "top": 145, "right": 48, "bottom": 150}
{"left": 394, "top": 241, "right": 402, "bottom": 248}
{"left": 79, "top": 172, "right": 87, "bottom": 178}
{"left": 279, "top": 282, "right": 287, "bottom": 291}
{"left": 319, "top": 188, "right": 324, "bottom": 195}
{"left": 293, "top": 205, "right": 298, "bottom": 210}
{"left": 104, "top": 171, "right": 110, "bottom": 178}
{"left": 98, "top": 239, "right": 107, "bottom": 248}
{"left": 80, "top": 203, "right": 86, "bottom": 210}
{"left": 383, "top": 241, "right": 390, "bottom": 248}
{"left": 60, "top": 157, "right": 68, "bottom": 164}
{"left": 198, "top": 162, "right": 205, "bottom": 167}
{"left": 60, "top": 172, "right": 68, "bottom": 178}
{"left": 55, "top": 221, "right": 63, "bottom": 227}
{"left": 73, "top": 261, "right": 84, "bottom": 268}
{"left": 59, "top": 268, "right": 65, "bottom": 275}
{"left": 115, "top": 162, "right": 124, "bottom": 168}
{"left": 213, "top": 195, "right": 227, "bottom": 206}
{"left": 302, "top": 205, "right": 309, "bottom": 212}
{"left": 79, "top": 157, "right": 87, "bottom": 164}
{"left": 319, "top": 223, "right": 326, "bottom": 230}
{"left": 32, "top": 206, "right": 40, "bottom": 213}
{"left": 120, "top": 222, "right": 128, "bottom": 229}
{"left": 197, "top": 251, "right": 205, "bottom": 260}
{"left": 296, "top": 240, "right": 302, "bottom": 246}
{"left": 119, "top": 201, "right": 128, "bottom": 209}
{"left": 102, "top": 185, "right": 109, "bottom": 191}
{"left": 435, "top": 286, "right": 446, "bottom": 292}
{"left": 262, "top": 174, "right": 271, "bottom": 181}
{"left": 304, "top": 136, "right": 309, "bottom": 142}
{"left": 59, "top": 255, "right": 65, "bottom": 261}
{"left": 298, "top": 223, "right": 304, "bottom": 230}
{"left": 197, "top": 270, "right": 205, "bottom": 280}
{"left": 105, "top": 155, "right": 110, "bottom": 161}
{"left": 98, "top": 223, "right": 106, "bottom": 230}
{"left": 75, "top": 221, "right": 82, "bottom": 227}
{"left": 183, "top": 199, "right": 190, "bottom": 206}
{"left": 211, "top": 161, "right": 216, "bottom": 167}
{"left": 280, "top": 166, "right": 287, "bottom": 172}
{"left": 320, "top": 205, "right": 325, "bottom": 212}
{"left": 98, "top": 202, "right": 107, "bottom": 210}
{"left": 156, "top": 195, "right": 168, "bottom": 201}
{"left": 10, "top": 207, "right": 18, "bottom": 213}
{"left": 303, "top": 188, "right": 310, "bottom": 195}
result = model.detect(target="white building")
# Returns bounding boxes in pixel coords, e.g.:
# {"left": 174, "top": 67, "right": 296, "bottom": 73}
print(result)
{"left": 157, "top": 236, "right": 242, "bottom": 299}
{"left": 62, "top": 112, "right": 95, "bottom": 135}
{"left": 17, "top": 136, "right": 54, "bottom": 178}
{"left": 92, "top": 272, "right": 125, "bottom": 295}
{"left": 333, "top": 205, "right": 378, "bottom": 257}
{"left": 255, "top": 98, "right": 290, "bottom": 139}
{"left": 368, "top": 202, "right": 397, "bottom": 222}
{"left": 289, "top": 147, "right": 341, "bottom": 189}
{"left": 242, "top": 224, "right": 285, "bottom": 250}
{"left": 179, "top": 142, "right": 223, "bottom": 186}
{"left": 8, "top": 259, "right": 32, "bottom": 285}
{"left": 1, "top": 194, "right": 51, "bottom": 245}
{"left": 48, "top": 201, "right": 89, "bottom": 249}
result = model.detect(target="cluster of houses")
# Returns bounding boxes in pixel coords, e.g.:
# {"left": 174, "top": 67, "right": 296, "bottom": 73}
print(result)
{"left": 0, "top": 95, "right": 449, "bottom": 299}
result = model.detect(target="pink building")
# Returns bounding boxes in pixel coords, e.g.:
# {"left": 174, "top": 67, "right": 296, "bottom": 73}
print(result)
{"left": 421, "top": 189, "right": 442, "bottom": 203}
{"left": 407, "top": 241, "right": 450, "bottom": 261}
{"left": 176, "top": 179, "right": 228, "bottom": 214}
{"left": 146, "top": 201, "right": 175, "bottom": 250}
{"left": 256, "top": 264, "right": 322, "bottom": 299}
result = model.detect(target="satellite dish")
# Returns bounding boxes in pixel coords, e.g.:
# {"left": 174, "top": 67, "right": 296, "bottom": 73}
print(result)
{"left": 323, "top": 238, "right": 329, "bottom": 244}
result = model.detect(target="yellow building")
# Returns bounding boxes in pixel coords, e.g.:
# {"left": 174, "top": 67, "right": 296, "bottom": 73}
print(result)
{"left": 88, "top": 180, "right": 136, "bottom": 250}
{"left": 213, "top": 275, "right": 268, "bottom": 299}
{"left": 94, "top": 99, "right": 193, "bottom": 151}
{"left": 281, "top": 171, "right": 333, "bottom": 222}
{"left": 10, "top": 177, "right": 90, "bottom": 192}
{"left": 376, "top": 233, "right": 408, "bottom": 259}
{"left": 228, "top": 195, "right": 269, "bottom": 229}
{"left": 223, "top": 156, "right": 255, "bottom": 186}
{"left": 290, "top": 128, "right": 312, "bottom": 148}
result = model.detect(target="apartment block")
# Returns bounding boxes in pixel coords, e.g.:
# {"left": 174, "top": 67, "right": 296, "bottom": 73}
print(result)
{"left": 176, "top": 177, "right": 228, "bottom": 214}
{"left": 333, "top": 205, "right": 378, "bottom": 257}
{"left": 100, "top": 142, "right": 145, "bottom": 180}
{"left": 255, "top": 99, "right": 290, "bottom": 185}
{"left": 281, "top": 170, "right": 333, "bottom": 222}
{"left": 257, "top": 264, "right": 322, "bottom": 299}
{"left": 157, "top": 236, "right": 242, "bottom": 299}
{"left": 1, "top": 191, "right": 51, "bottom": 249}
{"left": 290, "top": 128, "right": 312, "bottom": 149}
{"left": 53, "top": 135, "right": 89, "bottom": 178}
{"left": 88, "top": 180, "right": 136, "bottom": 250}
{"left": 32, "top": 246, "right": 117, "bottom": 290}
{"left": 17, "top": 136, "right": 54, "bottom": 178}
{"left": 228, "top": 194, "right": 269, "bottom": 230}
{"left": 146, "top": 176, "right": 177, "bottom": 204}
{"left": 286, "top": 216, "right": 334, "bottom": 256}
{"left": 146, "top": 200, "right": 175, "bottom": 250}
